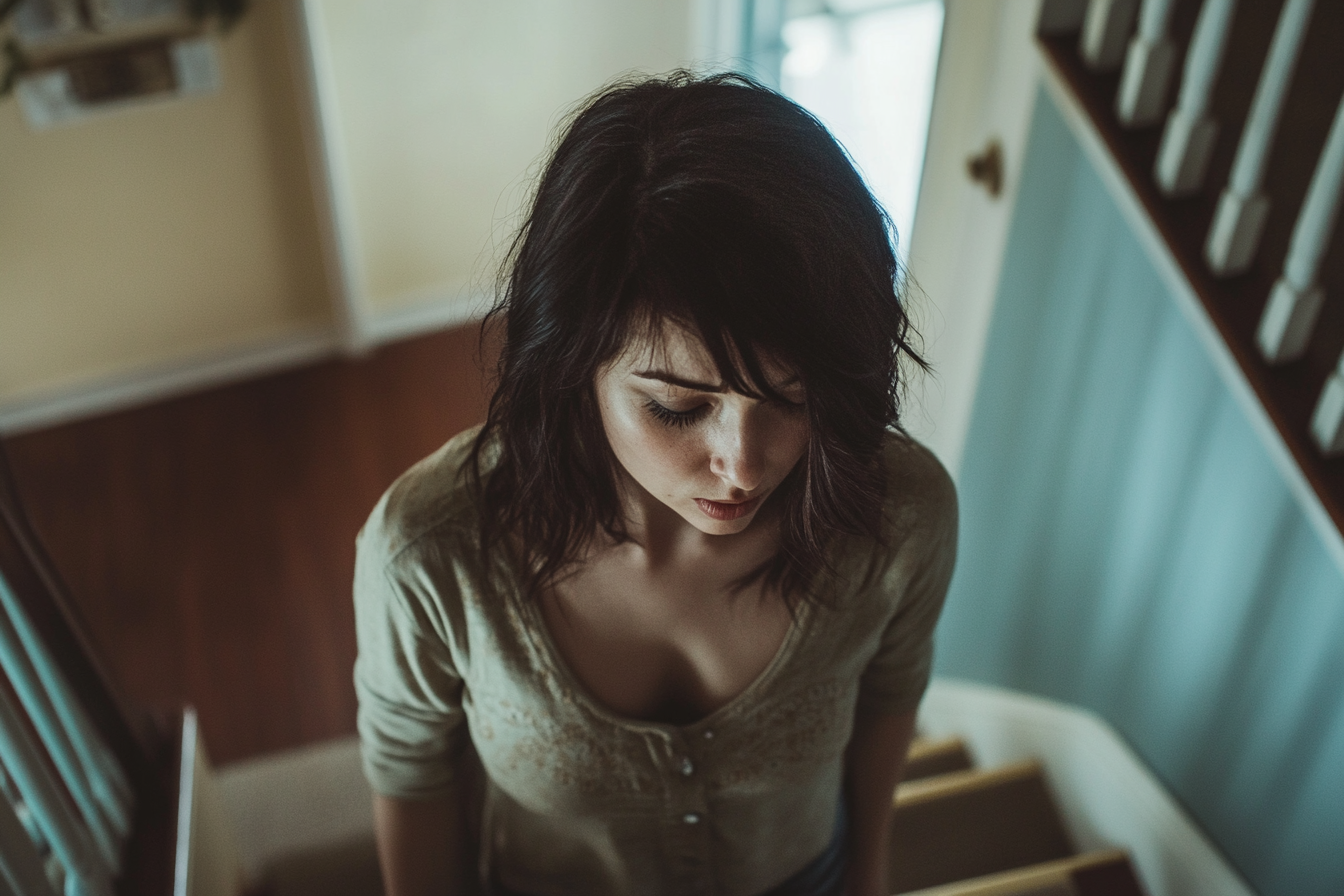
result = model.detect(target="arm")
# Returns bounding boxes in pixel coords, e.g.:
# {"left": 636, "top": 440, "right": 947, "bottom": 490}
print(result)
{"left": 843, "top": 708, "right": 918, "bottom": 896}
{"left": 373, "top": 789, "right": 470, "bottom": 896}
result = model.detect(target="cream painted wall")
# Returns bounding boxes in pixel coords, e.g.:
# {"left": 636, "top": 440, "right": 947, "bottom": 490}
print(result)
{"left": 312, "top": 0, "right": 694, "bottom": 315}
{"left": 0, "top": 2, "right": 330, "bottom": 410}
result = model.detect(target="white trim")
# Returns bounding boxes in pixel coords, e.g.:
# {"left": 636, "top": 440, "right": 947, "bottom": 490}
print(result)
{"left": 289, "top": 0, "right": 374, "bottom": 355}
{"left": 172, "top": 708, "right": 199, "bottom": 896}
{"left": 691, "top": 0, "right": 748, "bottom": 70}
{"left": 366, "top": 288, "right": 491, "bottom": 345}
{"left": 902, "top": 0, "right": 1043, "bottom": 479}
{"left": 0, "top": 292, "right": 489, "bottom": 437}
{"left": 0, "top": 323, "right": 338, "bottom": 437}
{"left": 919, "top": 679, "right": 1258, "bottom": 896}
{"left": 1038, "top": 46, "right": 1344, "bottom": 578}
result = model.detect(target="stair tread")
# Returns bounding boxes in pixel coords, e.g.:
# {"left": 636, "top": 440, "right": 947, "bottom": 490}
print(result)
{"left": 889, "top": 759, "right": 1075, "bottom": 893}
{"left": 904, "top": 736, "right": 975, "bottom": 782}
{"left": 898, "top": 849, "right": 1141, "bottom": 896}
{"left": 895, "top": 758, "right": 1043, "bottom": 806}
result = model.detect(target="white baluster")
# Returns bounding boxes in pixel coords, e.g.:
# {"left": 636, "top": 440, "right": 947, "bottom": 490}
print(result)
{"left": 1257, "top": 90, "right": 1344, "bottom": 363}
{"left": 1116, "top": 0, "right": 1178, "bottom": 126}
{"left": 0, "top": 578, "right": 132, "bottom": 842}
{"left": 0, "top": 602, "right": 121, "bottom": 868}
{"left": 1155, "top": 0, "right": 1238, "bottom": 196}
{"left": 0, "top": 690, "right": 112, "bottom": 896}
{"left": 0, "top": 784, "right": 61, "bottom": 896}
{"left": 1206, "top": 0, "right": 1316, "bottom": 275}
{"left": 1313, "top": 351, "right": 1344, "bottom": 456}
{"left": 1081, "top": 0, "right": 1140, "bottom": 71}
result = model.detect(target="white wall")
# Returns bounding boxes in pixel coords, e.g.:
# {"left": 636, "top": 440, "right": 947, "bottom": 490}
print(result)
{"left": 0, "top": 2, "right": 329, "bottom": 417}
{"left": 0, "top": 0, "right": 697, "bottom": 432}
{"left": 310, "top": 0, "right": 696, "bottom": 321}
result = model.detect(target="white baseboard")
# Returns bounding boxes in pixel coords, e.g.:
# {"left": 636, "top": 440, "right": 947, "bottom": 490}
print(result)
{"left": 0, "top": 293, "right": 488, "bottom": 437}
{"left": 919, "top": 678, "right": 1258, "bottom": 896}
{"left": 365, "top": 288, "right": 490, "bottom": 346}
{"left": 0, "top": 323, "right": 340, "bottom": 437}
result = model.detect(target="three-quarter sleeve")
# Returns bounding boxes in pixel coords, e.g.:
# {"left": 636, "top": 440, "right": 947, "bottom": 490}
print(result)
{"left": 856, "top": 446, "right": 959, "bottom": 716}
{"left": 353, "top": 514, "right": 469, "bottom": 800}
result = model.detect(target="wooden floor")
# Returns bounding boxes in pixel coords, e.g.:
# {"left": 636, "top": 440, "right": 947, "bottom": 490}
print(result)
{"left": 2, "top": 325, "right": 495, "bottom": 765}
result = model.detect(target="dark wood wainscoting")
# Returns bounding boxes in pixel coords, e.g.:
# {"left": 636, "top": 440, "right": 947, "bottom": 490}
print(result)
{"left": 2, "top": 324, "right": 496, "bottom": 765}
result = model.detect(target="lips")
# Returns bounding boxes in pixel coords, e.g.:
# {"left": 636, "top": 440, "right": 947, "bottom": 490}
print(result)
{"left": 694, "top": 496, "right": 762, "bottom": 521}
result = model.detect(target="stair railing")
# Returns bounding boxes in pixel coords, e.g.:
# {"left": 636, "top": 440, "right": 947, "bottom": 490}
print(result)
{"left": 1036, "top": 0, "right": 1344, "bottom": 570}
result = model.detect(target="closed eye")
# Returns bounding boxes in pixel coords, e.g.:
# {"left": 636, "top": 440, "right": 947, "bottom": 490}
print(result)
{"left": 644, "top": 399, "right": 710, "bottom": 429}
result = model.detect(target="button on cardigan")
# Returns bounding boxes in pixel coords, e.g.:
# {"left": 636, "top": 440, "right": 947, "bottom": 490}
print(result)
{"left": 354, "top": 426, "right": 957, "bottom": 896}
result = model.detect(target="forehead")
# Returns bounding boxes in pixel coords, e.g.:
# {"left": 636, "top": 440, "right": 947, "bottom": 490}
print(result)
{"left": 619, "top": 318, "right": 714, "bottom": 371}
{"left": 610, "top": 317, "right": 797, "bottom": 388}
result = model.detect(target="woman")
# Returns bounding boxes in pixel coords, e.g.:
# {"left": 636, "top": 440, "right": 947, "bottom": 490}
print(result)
{"left": 354, "top": 72, "right": 957, "bottom": 896}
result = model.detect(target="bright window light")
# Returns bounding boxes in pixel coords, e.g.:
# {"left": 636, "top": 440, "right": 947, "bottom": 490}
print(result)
{"left": 782, "top": 0, "right": 944, "bottom": 261}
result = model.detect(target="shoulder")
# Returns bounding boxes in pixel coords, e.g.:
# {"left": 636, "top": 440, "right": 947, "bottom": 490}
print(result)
{"left": 357, "top": 425, "right": 491, "bottom": 569}
{"left": 870, "top": 432, "right": 958, "bottom": 578}
{"left": 879, "top": 432, "right": 957, "bottom": 536}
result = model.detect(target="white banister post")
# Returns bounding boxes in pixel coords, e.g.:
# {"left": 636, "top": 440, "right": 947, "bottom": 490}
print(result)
{"left": 1154, "top": 0, "right": 1238, "bottom": 196}
{"left": 0, "top": 599, "right": 121, "bottom": 868}
{"left": 1080, "top": 0, "right": 1140, "bottom": 71}
{"left": 0, "top": 578, "right": 132, "bottom": 841}
{"left": 0, "top": 689, "right": 113, "bottom": 896}
{"left": 1206, "top": 0, "right": 1316, "bottom": 275}
{"left": 1313, "top": 351, "right": 1344, "bottom": 456}
{"left": 0, "top": 781, "right": 60, "bottom": 896}
{"left": 1116, "top": 0, "right": 1178, "bottom": 126}
{"left": 1257, "top": 90, "right": 1344, "bottom": 363}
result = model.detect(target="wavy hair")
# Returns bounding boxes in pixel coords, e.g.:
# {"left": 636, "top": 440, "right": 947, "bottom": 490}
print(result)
{"left": 468, "top": 71, "right": 926, "bottom": 605}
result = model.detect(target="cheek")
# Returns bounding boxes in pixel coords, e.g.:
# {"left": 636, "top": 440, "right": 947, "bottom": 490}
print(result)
{"left": 770, "top": 414, "right": 812, "bottom": 471}
{"left": 602, "top": 399, "right": 701, "bottom": 477}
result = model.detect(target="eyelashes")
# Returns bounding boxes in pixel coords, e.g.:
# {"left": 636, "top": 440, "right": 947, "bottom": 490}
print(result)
{"left": 643, "top": 399, "right": 710, "bottom": 429}
{"left": 642, "top": 397, "right": 806, "bottom": 429}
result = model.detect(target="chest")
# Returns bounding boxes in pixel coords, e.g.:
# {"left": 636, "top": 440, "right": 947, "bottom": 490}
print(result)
{"left": 538, "top": 558, "right": 795, "bottom": 726}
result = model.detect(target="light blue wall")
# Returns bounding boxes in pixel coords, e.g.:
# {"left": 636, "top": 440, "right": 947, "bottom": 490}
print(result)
{"left": 934, "top": 89, "right": 1344, "bottom": 896}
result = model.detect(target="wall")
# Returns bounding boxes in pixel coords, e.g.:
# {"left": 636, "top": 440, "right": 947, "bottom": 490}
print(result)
{"left": 309, "top": 0, "right": 694, "bottom": 319}
{"left": 936, "top": 89, "right": 1344, "bottom": 896}
{"left": 0, "top": 0, "right": 695, "bottom": 430}
{"left": 0, "top": 2, "right": 329, "bottom": 412}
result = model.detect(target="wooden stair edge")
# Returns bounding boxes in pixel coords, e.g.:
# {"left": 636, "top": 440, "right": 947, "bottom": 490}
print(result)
{"left": 894, "top": 758, "right": 1044, "bottom": 807}
{"left": 897, "top": 848, "right": 1134, "bottom": 896}
{"left": 907, "top": 735, "right": 965, "bottom": 759}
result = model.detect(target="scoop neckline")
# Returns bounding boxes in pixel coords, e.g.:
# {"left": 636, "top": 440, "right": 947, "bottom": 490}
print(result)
{"left": 514, "top": 578, "right": 814, "bottom": 736}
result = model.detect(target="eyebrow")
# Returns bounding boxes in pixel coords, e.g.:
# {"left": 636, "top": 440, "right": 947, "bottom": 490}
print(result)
{"left": 633, "top": 370, "right": 801, "bottom": 392}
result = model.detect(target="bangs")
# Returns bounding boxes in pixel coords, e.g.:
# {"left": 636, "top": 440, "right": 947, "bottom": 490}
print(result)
{"left": 617, "top": 191, "right": 811, "bottom": 404}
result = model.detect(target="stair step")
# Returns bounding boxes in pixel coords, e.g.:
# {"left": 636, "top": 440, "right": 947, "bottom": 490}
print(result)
{"left": 904, "top": 736, "right": 974, "bottom": 781}
{"left": 899, "top": 849, "right": 1145, "bottom": 896}
{"left": 889, "top": 760, "right": 1075, "bottom": 894}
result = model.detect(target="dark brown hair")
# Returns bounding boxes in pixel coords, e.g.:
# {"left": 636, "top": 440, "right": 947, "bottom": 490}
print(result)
{"left": 469, "top": 71, "right": 925, "bottom": 604}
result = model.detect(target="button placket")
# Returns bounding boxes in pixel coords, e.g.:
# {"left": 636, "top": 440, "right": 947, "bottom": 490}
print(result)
{"left": 663, "top": 729, "right": 710, "bottom": 889}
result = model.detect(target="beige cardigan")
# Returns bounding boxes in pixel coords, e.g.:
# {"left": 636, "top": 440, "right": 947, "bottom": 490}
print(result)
{"left": 354, "top": 427, "right": 957, "bottom": 896}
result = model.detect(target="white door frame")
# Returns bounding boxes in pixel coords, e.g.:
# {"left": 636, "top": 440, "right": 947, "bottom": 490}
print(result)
{"left": 902, "top": 0, "right": 1047, "bottom": 479}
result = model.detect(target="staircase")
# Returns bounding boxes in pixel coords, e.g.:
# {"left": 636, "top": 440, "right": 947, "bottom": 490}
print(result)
{"left": 210, "top": 723, "right": 1152, "bottom": 896}
{"left": 888, "top": 735, "right": 1145, "bottom": 896}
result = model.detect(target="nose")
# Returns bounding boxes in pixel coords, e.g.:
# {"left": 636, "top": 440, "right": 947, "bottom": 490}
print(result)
{"left": 708, "top": 409, "right": 765, "bottom": 494}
